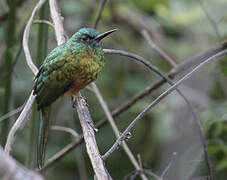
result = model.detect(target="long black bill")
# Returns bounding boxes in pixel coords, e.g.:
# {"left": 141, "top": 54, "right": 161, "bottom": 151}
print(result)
{"left": 95, "top": 29, "right": 118, "bottom": 42}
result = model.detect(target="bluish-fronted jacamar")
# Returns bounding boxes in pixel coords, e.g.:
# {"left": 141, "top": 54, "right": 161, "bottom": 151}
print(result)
{"left": 33, "top": 28, "right": 117, "bottom": 168}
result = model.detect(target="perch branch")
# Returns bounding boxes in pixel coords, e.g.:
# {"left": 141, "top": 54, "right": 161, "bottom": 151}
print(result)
{"left": 49, "top": 0, "right": 111, "bottom": 179}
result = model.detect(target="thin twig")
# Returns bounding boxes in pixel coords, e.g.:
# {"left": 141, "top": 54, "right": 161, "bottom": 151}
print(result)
{"left": 33, "top": 19, "right": 54, "bottom": 28}
{"left": 93, "top": 0, "right": 107, "bottom": 29}
{"left": 5, "top": 92, "right": 36, "bottom": 153}
{"left": 160, "top": 152, "right": 177, "bottom": 179}
{"left": 141, "top": 30, "right": 177, "bottom": 67}
{"left": 91, "top": 83, "right": 148, "bottom": 180}
{"left": 198, "top": 0, "right": 221, "bottom": 41}
{"left": 0, "top": 105, "right": 24, "bottom": 122}
{"left": 51, "top": 125, "right": 80, "bottom": 139}
{"left": 23, "top": 0, "right": 46, "bottom": 75}
{"left": 49, "top": 0, "right": 65, "bottom": 45}
{"left": 102, "top": 49, "right": 227, "bottom": 160}
{"left": 141, "top": 31, "right": 213, "bottom": 178}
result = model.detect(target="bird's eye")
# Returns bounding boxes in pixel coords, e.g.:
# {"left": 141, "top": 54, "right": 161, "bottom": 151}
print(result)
{"left": 81, "top": 35, "right": 89, "bottom": 41}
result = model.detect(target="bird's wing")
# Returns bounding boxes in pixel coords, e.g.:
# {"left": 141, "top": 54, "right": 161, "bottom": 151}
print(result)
{"left": 33, "top": 44, "right": 79, "bottom": 110}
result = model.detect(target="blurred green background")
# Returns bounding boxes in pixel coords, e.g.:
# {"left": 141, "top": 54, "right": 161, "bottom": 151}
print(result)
{"left": 0, "top": 0, "right": 227, "bottom": 179}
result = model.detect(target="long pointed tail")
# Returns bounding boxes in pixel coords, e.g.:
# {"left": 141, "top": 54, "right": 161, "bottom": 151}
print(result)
{"left": 37, "top": 106, "right": 50, "bottom": 169}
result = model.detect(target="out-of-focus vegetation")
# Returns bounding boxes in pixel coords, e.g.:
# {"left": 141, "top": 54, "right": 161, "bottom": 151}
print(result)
{"left": 0, "top": 0, "right": 227, "bottom": 179}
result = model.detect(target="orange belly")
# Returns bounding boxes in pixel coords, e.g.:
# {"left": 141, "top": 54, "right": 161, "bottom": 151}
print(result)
{"left": 63, "top": 77, "right": 87, "bottom": 97}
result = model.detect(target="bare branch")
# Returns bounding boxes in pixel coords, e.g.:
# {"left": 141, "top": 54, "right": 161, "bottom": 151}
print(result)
{"left": 91, "top": 83, "right": 148, "bottom": 180}
{"left": 160, "top": 152, "right": 177, "bottom": 179}
{"left": 141, "top": 31, "right": 213, "bottom": 179}
{"left": 5, "top": 92, "right": 36, "bottom": 153}
{"left": 141, "top": 30, "right": 177, "bottom": 67}
{"left": 51, "top": 125, "right": 80, "bottom": 139}
{"left": 33, "top": 20, "right": 54, "bottom": 28}
{"left": 102, "top": 49, "right": 227, "bottom": 160}
{"left": 0, "top": 147, "right": 44, "bottom": 180}
{"left": 0, "top": 105, "right": 23, "bottom": 122}
{"left": 93, "top": 0, "right": 107, "bottom": 29}
{"left": 197, "top": 0, "right": 221, "bottom": 41}
{"left": 49, "top": 0, "right": 65, "bottom": 45}
{"left": 73, "top": 94, "right": 111, "bottom": 179}
{"left": 23, "top": 0, "right": 46, "bottom": 75}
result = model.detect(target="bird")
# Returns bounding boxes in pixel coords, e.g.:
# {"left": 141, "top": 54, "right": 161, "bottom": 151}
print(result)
{"left": 33, "top": 28, "right": 117, "bottom": 168}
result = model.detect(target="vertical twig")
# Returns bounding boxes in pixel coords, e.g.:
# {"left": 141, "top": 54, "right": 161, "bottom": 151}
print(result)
{"left": 5, "top": 0, "right": 45, "bottom": 154}
{"left": 141, "top": 30, "right": 177, "bottom": 67}
{"left": 93, "top": 0, "right": 107, "bottom": 29}
{"left": 49, "top": 0, "right": 112, "bottom": 179}
{"left": 26, "top": 1, "right": 49, "bottom": 167}
{"left": 197, "top": 0, "right": 221, "bottom": 41}
{"left": 1, "top": 0, "right": 16, "bottom": 146}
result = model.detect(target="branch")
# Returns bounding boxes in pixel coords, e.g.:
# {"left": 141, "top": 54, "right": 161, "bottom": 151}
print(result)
{"left": 141, "top": 30, "right": 177, "bottom": 67}
{"left": 102, "top": 49, "right": 227, "bottom": 159}
{"left": 91, "top": 83, "right": 148, "bottom": 180}
{"left": 0, "top": 105, "right": 23, "bottom": 122}
{"left": 5, "top": 92, "right": 36, "bottom": 153}
{"left": 4, "top": 0, "right": 45, "bottom": 154}
{"left": 51, "top": 125, "right": 80, "bottom": 139}
{"left": 93, "top": 0, "right": 107, "bottom": 29}
{"left": 0, "top": 147, "right": 44, "bottom": 180}
{"left": 23, "top": 0, "right": 46, "bottom": 75}
{"left": 33, "top": 20, "right": 54, "bottom": 28}
{"left": 48, "top": 0, "right": 111, "bottom": 179}
{"left": 74, "top": 94, "right": 111, "bottom": 179}
{"left": 197, "top": 0, "right": 221, "bottom": 41}
{"left": 140, "top": 31, "right": 213, "bottom": 179}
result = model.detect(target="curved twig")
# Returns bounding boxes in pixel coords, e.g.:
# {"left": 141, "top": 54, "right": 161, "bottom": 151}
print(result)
{"left": 23, "top": 0, "right": 46, "bottom": 75}
{"left": 102, "top": 49, "right": 227, "bottom": 160}
{"left": 33, "top": 19, "right": 54, "bottom": 28}
{"left": 51, "top": 126, "right": 80, "bottom": 139}
{"left": 5, "top": 92, "right": 36, "bottom": 153}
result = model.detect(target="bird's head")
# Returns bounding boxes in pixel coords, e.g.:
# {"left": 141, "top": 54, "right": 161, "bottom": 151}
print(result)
{"left": 70, "top": 28, "right": 117, "bottom": 48}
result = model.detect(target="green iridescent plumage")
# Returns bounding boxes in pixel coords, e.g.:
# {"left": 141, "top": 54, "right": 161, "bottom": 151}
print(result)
{"left": 33, "top": 28, "right": 117, "bottom": 169}
{"left": 33, "top": 28, "right": 109, "bottom": 110}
